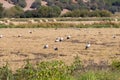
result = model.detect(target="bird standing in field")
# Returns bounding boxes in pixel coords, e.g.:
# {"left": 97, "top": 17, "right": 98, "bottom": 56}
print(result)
{"left": 44, "top": 44, "right": 49, "bottom": 49}
{"left": 85, "top": 42, "right": 91, "bottom": 50}
{"left": 29, "top": 31, "right": 32, "bottom": 34}
{"left": 59, "top": 37, "right": 64, "bottom": 42}
{"left": 55, "top": 37, "right": 60, "bottom": 42}
{"left": 67, "top": 35, "right": 71, "bottom": 39}
{"left": 18, "top": 34, "right": 22, "bottom": 37}
{"left": 112, "top": 34, "right": 116, "bottom": 39}
{"left": 54, "top": 47, "right": 58, "bottom": 51}
{"left": 0, "top": 35, "right": 3, "bottom": 38}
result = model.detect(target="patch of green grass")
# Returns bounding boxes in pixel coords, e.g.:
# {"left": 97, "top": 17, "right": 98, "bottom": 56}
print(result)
{"left": 76, "top": 70, "right": 120, "bottom": 80}
{"left": 0, "top": 22, "right": 120, "bottom": 28}
{"left": 0, "top": 56, "right": 120, "bottom": 80}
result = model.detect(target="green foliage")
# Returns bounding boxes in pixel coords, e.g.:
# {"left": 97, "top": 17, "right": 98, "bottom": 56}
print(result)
{"left": 77, "top": 71, "right": 120, "bottom": 80}
{"left": 35, "top": 61, "right": 74, "bottom": 80}
{"left": 37, "top": 5, "right": 61, "bottom": 17}
{"left": 71, "top": 55, "right": 82, "bottom": 71}
{"left": 37, "top": 6, "right": 53, "bottom": 17}
{"left": 0, "top": 56, "right": 120, "bottom": 80}
{"left": 111, "top": 60, "right": 120, "bottom": 70}
{"left": 51, "top": 6, "right": 61, "bottom": 17}
{"left": 18, "top": 0, "right": 27, "bottom": 8}
{"left": 0, "top": 3, "right": 4, "bottom": 18}
{"left": 21, "top": 6, "right": 61, "bottom": 18}
{"left": 3, "top": 5, "right": 24, "bottom": 18}
{"left": 0, "top": 63, "right": 14, "bottom": 80}
{"left": 14, "top": 60, "right": 74, "bottom": 80}
{"left": 15, "top": 60, "right": 36, "bottom": 80}
{"left": 78, "top": 71, "right": 97, "bottom": 80}
{"left": 20, "top": 10, "right": 38, "bottom": 18}
{"left": 62, "top": 9, "right": 112, "bottom": 17}
{"left": 30, "top": 0, "right": 41, "bottom": 9}
{"left": 2, "top": 0, "right": 120, "bottom": 18}
{"left": 11, "top": 0, "right": 26, "bottom": 8}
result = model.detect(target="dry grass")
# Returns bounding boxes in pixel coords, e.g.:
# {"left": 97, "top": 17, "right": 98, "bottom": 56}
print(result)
{"left": 0, "top": 28, "right": 119, "bottom": 71}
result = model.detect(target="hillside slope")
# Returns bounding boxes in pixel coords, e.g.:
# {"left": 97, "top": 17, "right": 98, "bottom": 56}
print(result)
{"left": 1, "top": 0, "right": 14, "bottom": 9}
{"left": 23, "top": 0, "right": 35, "bottom": 11}
{"left": 0, "top": 0, "right": 120, "bottom": 14}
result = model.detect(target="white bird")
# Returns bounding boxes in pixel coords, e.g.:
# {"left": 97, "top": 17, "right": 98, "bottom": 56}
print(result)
{"left": 18, "top": 34, "right": 22, "bottom": 37}
{"left": 59, "top": 37, "right": 64, "bottom": 42}
{"left": 54, "top": 47, "right": 58, "bottom": 51}
{"left": 55, "top": 37, "right": 60, "bottom": 42}
{"left": 29, "top": 31, "right": 32, "bottom": 34}
{"left": 67, "top": 35, "right": 71, "bottom": 39}
{"left": 0, "top": 35, "right": 3, "bottom": 38}
{"left": 55, "top": 39, "right": 60, "bottom": 42}
{"left": 112, "top": 34, "right": 116, "bottom": 38}
{"left": 85, "top": 42, "right": 91, "bottom": 50}
{"left": 44, "top": 44, "right": 49, "bottom": 49}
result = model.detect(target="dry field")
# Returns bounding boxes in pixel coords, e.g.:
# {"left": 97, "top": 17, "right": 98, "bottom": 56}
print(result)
{"left": 0, "top": 28, "right": 120, "bottom": 71}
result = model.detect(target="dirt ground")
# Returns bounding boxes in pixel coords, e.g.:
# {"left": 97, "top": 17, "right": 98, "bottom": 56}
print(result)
{"left": 0, "top": 28, "right": 120, "bottom": 71}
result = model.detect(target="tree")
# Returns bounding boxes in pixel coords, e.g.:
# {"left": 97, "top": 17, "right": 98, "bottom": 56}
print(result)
{"left": 37, "top": 6, "right": 53, "bottom": 17}
{"left": 18, "top": 0, "right": 27, "bottom": 8}
{"left": 51, "top": 6, "right": 61, "bottom": 17}
{"left": 0, "top": 3, "right": 4, "bottom": 18}
{"left": 99, "top": 10, "right": 112, "bottom": 17}
{"left": 20, "top": 10, "right": 38, "bottom": 18}
{"left": 37, "top": 6, "right": 61, "bottom": 17}
{"left": 30, "top": 0, "right": 41, "bottom": 9}
{"left": 10, "top": 0, "right": 26, "bottom": 8}
{"left": 11, "top": 0, "right": 18, "bottom": 4}
{"left": 3, "top": 5, "right": 24, "bottom": 18}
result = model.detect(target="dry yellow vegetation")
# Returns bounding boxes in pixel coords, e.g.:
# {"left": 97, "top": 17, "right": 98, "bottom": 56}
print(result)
{"left": 0, "top": 28, "right": 119, "bottom": 71}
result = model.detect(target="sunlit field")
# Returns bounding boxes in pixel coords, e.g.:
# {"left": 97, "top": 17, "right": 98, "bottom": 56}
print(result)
{"left": 0, "top": 18, "right": 120, "bottom": 80}
{"left": 0, "top": 28, "right": 119, "bottom": 70}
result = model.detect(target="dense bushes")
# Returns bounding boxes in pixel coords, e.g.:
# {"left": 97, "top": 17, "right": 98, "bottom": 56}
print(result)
{"left": 21, "top": 6, "right": 61, "bottom": 18}
{"left": 0, "top": 3, "right": 4, "bottom": 18}
{"left": 3, "top": 5, "right": 24, "bottom": 18}
{"left": 111, "top": 60, "right": 120, "bottom": 70}
{"left": 0, "top": 1, "right": 115, "bottom": 18}
{"left": 1, "top": 0, "right": 120, "bottom": 18}
{"left": 10, "top": 0, "right": 26, "bottom": 8}
{"left": 30, "top": 0, "right": 41, "bottom": 9}
{"left": 0, "top": 56, "right": 120, "bottom": 80}
{"left": 62, "top": 10, "right": 112, "bottom": 17}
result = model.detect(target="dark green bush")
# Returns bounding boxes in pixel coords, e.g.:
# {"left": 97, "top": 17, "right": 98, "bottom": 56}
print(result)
{"left": 111, "top": 60, "right": 120, "bottom": 70}
{"left": 0, "top": 64, "right": 14, "bottom": 80}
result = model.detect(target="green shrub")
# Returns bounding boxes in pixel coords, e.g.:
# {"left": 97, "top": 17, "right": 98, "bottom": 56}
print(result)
{"left": 0, "top": 63, "right": 14, "bottom": 80}
{"left": 111, "top": 60, "right": 120, "bottom": 70}
{"left": 14, "top": 60, "right": 75, "bottom": 80}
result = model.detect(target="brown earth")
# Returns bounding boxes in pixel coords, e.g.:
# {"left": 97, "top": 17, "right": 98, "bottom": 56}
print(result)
{"left": 0, "top": 28, "right": 120, "bottom": 71}
{"left": 23, "top": 0, "right": 35, "bottom": 11}
{"left": 0, "top": 0, "right": 14, "bottom": 9}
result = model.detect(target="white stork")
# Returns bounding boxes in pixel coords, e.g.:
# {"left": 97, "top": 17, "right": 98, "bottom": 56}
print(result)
{"left": 85, "top": 42, "right": 91, "bottom": 50}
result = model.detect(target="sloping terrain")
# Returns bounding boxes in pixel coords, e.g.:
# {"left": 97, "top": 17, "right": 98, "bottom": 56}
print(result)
{"left": 41, "top": 0, "right": 47, "bottom": 6}
{"left": 61, "top": 9, "right": 70, "bottom": 15}
{"left": 1, "top": 0, "right": 120, "bottom": 13}
{"left": 1, "top": 0, "right": 14, "bottom": 9}
{"left": 23, "top": 0, "right": 35, "bottom": 11}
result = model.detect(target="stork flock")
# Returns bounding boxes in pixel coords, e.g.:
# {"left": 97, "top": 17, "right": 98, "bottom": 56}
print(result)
{"left": 44, "top": 35, "right": 71, "bottom": 51}
{"left": 43, "top": 30, "right": 117, "bottom": 51}
{"left": 43, "top": 33, "right": 93, "bottom": 51}
{"left": 0, "top": 29, "right": 117, "bottom": 52}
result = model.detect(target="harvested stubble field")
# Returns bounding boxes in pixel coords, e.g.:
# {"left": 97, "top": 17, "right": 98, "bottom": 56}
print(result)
{"left": 0, "top": 28, "right": 120, "bottom": 71}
